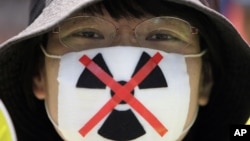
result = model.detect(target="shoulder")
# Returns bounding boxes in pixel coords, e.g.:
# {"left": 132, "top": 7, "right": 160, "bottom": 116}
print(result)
{"left": 0, "top": 99, "right": 17, "bottom": 141}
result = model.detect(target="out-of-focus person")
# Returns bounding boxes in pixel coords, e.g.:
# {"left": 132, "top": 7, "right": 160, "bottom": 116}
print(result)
{"left": 219, "top": 0, "right": 250, "bottom": 44}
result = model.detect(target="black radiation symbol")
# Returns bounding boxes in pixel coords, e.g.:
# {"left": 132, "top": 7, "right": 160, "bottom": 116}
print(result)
{"left": 76, "top": 52, "right": 168, "bottom": 140}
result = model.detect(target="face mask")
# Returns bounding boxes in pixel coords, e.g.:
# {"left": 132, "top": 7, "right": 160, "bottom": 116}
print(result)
{"left": 43, "top": 46, "right": 205, "bottom": 141}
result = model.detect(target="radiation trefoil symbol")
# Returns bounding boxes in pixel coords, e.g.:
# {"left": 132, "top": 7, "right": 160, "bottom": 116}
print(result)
{"left": 76, "top": 51, "right": 168, "bottom": 140}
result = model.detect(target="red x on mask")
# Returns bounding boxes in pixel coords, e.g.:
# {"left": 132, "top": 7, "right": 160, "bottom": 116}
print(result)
{"left": 78, "top": 52, "right": 168, "bottom": 137}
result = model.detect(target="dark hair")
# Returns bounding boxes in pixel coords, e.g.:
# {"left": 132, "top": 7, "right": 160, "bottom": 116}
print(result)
{"left": 1, "top": 0, "right": 241, "bottom": 141}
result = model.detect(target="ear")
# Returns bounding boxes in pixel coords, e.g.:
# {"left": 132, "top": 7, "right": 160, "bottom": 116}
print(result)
{"left": 198, "top": 62, "right": 213, "bottom": 106}
{"left": 33, "top": 72, "right": 46, "bottom": 100}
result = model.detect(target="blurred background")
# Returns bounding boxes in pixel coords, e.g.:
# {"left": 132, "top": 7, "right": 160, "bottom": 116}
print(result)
{"left": 0, "top": 0, "right": 249, "bottom": 123}
{"left": 216, "top": 0, "right": 250, "bottom": 44}
{"left": 0, "top": 0, "right": 30, "bottom": 43}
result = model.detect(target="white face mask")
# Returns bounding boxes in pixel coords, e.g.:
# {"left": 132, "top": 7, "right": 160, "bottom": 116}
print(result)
{"left": 42, "top": 46, "right": 205, "bottom": 141}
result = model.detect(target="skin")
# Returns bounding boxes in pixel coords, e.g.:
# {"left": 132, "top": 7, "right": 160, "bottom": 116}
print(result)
{"left": 33, "top": 8, "right": 211, "bottom": 140}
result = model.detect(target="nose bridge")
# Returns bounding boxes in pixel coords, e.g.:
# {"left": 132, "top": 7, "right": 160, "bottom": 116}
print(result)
{"left": 111, "top": 25, "right": 140, "bottom": 47}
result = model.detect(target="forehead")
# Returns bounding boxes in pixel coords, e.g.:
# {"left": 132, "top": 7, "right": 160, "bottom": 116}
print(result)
{"left": 64, "top": 8, "right": 153, "bottom": 28}
{"left": 63, "top": 1, "right": 202, "bottom": 28}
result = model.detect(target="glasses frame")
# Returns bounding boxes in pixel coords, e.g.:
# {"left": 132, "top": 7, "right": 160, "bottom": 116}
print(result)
{"left": 52, "top": 16, "right": 199, "bottom": 51}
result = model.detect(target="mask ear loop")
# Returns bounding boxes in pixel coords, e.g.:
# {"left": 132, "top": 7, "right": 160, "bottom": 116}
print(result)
{"left": 40, "top": 45, "right": 62, "bottom": 59}
{"left": 44, "top": 101, "right": 58, "bottom": 127}
{"left": 179, "top": 50, "right": 205, "bottom": 135}
{"left": 184, "top": 50, "right": 207, "bottom": 58}
{"left": 44, "top": 102, "right": 69, "bottom": 140}
{"left": 180, "top": 106, "right": 199, "bottom": 136}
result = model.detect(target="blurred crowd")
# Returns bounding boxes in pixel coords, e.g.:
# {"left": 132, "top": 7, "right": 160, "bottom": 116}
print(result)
{"left": 217, "top": 0, "right": 250, "bottom": 44}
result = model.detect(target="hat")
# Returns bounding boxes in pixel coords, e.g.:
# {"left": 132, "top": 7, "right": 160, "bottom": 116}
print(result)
{"left": 0, "top": 0, "right": 249, "bottom": 141}
{"left": 0, "top": 0, "right": 247, "bottom": 48}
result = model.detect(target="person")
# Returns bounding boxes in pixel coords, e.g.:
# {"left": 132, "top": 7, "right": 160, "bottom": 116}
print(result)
{"left": 0, "top": 0, "right": 249, "bottom": 140}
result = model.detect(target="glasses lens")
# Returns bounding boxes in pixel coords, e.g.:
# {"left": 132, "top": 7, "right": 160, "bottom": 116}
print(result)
{"left": 135, "top": 17, "right": 195, "bottom": 52}
{"left": 59, "top": 16, "right": 116, "bottom": 51}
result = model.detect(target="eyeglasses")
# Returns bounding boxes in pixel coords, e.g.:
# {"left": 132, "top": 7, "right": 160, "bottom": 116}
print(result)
{"left": 53, "top": 16, "right": 198, "bottom": 53}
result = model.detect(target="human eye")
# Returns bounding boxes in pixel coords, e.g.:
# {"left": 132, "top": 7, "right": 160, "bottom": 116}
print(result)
{"left": 145, "top": 30, "right": 187, "bottom": 43}
{"left": 69, "top": 28, "right": 104, "bottom": 39}
{"left": 146, "top": 33, "right": 178, "bottom": 41}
